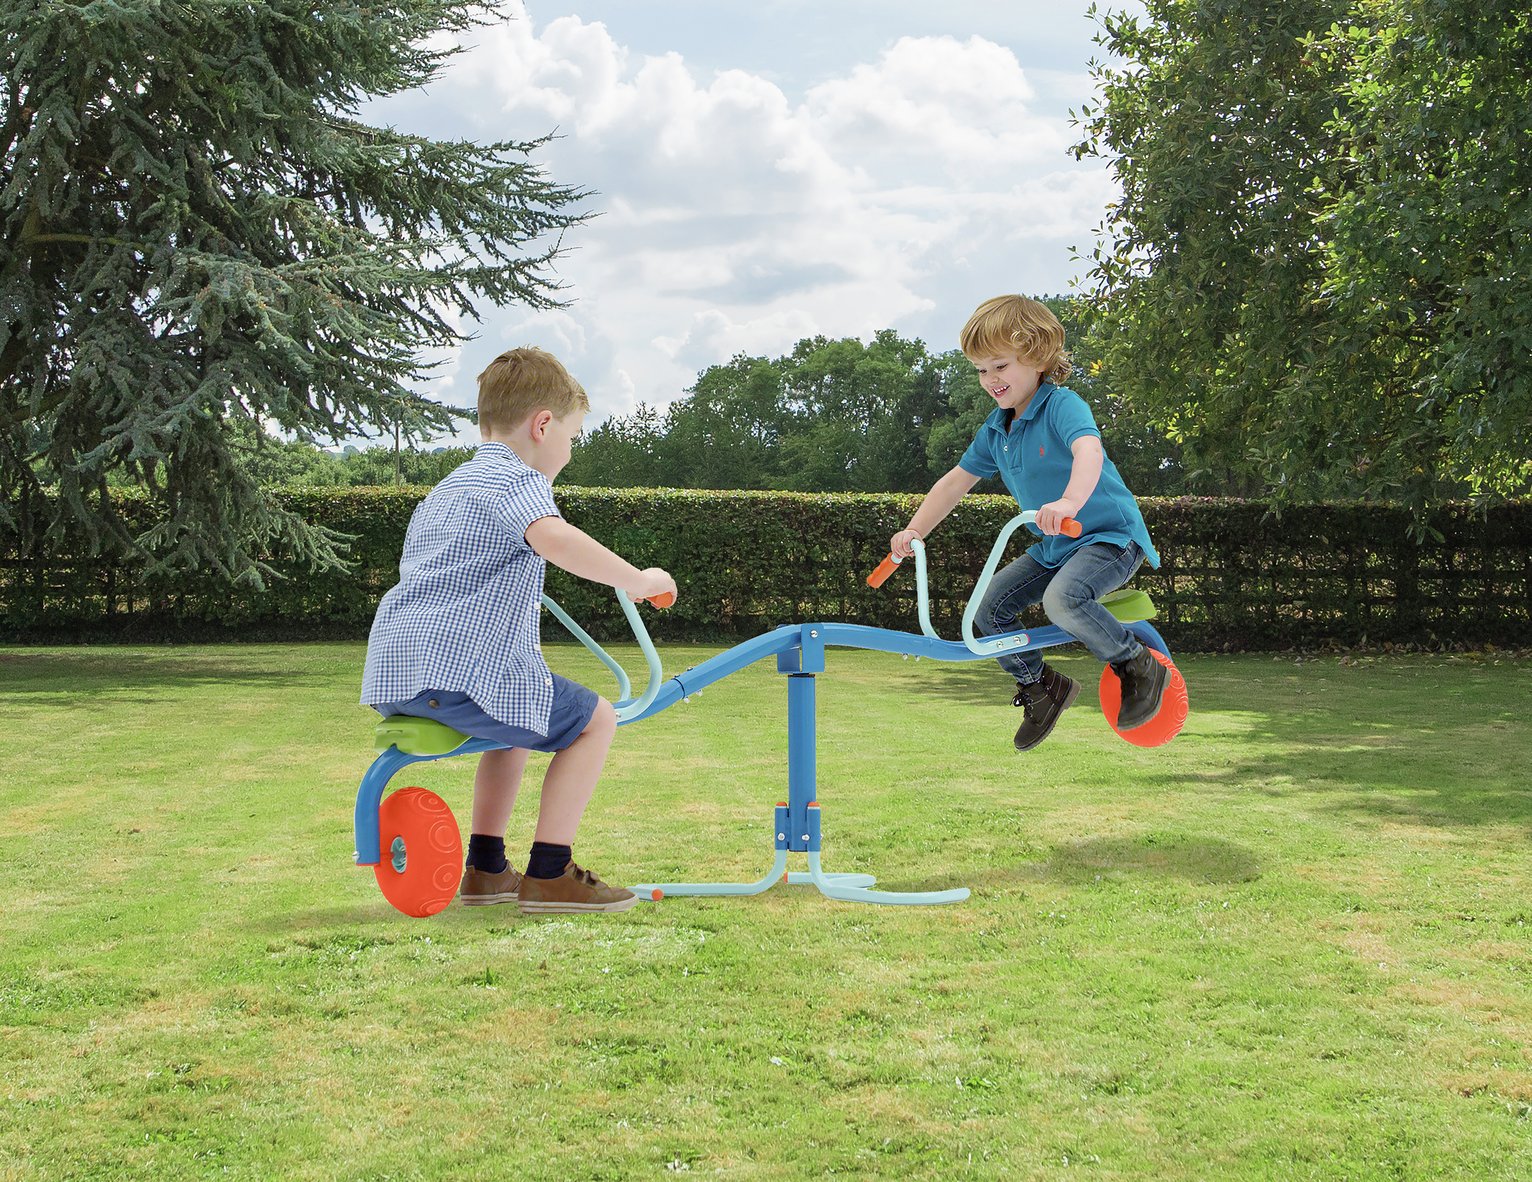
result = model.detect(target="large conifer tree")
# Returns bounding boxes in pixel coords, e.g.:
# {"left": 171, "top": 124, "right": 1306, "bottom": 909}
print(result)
{"left": 1, "top": 1, "right": 587, "bottom": 582}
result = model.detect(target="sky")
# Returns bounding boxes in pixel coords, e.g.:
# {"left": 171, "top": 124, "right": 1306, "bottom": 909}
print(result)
{"left": 364, "top": 0, "right": 1138, "bottom": 442}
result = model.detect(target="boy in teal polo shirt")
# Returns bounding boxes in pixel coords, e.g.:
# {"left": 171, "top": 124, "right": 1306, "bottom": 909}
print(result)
{"left": 888, "top": 295, "right": 1167, "bottom": 750}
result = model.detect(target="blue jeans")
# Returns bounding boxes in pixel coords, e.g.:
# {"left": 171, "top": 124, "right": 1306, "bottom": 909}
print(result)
{"left": 974, "top": 541, "right": 1146, "bottom": 685}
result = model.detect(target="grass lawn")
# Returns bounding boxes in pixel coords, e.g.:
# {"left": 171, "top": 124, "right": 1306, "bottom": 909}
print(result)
{"left": 2, "top": 641, "right": 1529, "bottom": 1180}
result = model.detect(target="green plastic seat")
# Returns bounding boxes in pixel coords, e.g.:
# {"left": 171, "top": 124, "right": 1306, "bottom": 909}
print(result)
{"left": 1100, "top": 588, "right": 1157, "bottom": 623}
{"left": 374, "top": 715, "right": 471, "bottom": 756}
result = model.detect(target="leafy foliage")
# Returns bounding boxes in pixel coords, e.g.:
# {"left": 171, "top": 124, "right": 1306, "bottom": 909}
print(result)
{"left": 1313, "top": 1, "right": 1532, "bottom": 502}
{"left": 0, "top": 0, "right": 587, "bottom": 583}
{"left": 1075, "top": 0, "right": 1531, "bottom": 510}
{"left": 562, "top": 318, "right": 1186, "bottom": 496}
{"left": 7, "top": 486, "right": 1528, "bottom": 650}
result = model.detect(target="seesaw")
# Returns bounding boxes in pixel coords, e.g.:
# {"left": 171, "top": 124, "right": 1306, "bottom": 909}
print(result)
{"left": 354, "top": 511, "right": 1188, "bottom": 915}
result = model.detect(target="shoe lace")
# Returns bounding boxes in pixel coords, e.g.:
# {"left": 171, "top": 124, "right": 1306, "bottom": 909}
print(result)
{"left": 1012, "top": 682, "right": 1041, "bottom": 716}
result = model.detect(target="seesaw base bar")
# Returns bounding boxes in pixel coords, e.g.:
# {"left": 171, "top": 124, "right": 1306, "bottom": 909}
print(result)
{"left": 629, "top": 850, "right": 970, "bottom": 907}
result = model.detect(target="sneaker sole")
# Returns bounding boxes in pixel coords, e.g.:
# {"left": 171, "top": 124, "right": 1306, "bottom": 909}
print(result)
{"left": 460, "top": 892, "right": 519, "bottom": 906}
{"left": 518, "top": 895, "right": 640, "bottom": 914}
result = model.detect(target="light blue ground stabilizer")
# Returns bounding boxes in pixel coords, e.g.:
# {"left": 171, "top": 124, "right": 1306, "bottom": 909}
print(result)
{"left": 353, "top": 514, "right": 1173, "bottom": 907}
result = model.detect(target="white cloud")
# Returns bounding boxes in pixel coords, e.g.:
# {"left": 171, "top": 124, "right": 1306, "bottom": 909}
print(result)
{"left": 389, "top": 3, "right": 1112, "bottom": 431}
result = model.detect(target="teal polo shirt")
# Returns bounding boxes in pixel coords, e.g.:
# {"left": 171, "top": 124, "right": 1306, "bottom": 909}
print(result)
{"left": 958, "top": 382, "right": 1159, "bottom": 570}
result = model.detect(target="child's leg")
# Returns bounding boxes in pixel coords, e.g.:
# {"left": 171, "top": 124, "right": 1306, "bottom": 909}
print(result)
{"left": 1040, "top": 541, "right": 1166, "bottom": 729}
{"left": 515, "top": 697, "right": 638, "bottom": 913}
{"left": 460, "top": 747, "right": 530, "bottom": 900}
{"left": 532, "top": 697, "right": 618, "bottom": 846}
{"left": 973, "top": 551, "right": 1055, "bottom": 685}
{"left": 471, "top": 746, "right": 531, "bottom": 836}
{"left": 974, "top": 552, "right": 1083, "bottom": 750}
{"left": 1038, "top": 542, "right": 1145, "bottom": 668}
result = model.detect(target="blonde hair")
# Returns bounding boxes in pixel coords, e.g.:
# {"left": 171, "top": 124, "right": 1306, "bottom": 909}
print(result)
{"left": 960, "top": 295, "right": 1072, "bottom": 385}
{"left": 476, "top": 346, "right": 590, "bottom": 434}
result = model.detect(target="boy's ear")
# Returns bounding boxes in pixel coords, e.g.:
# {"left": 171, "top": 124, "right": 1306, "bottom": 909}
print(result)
{"left": 528, "top": 409, "right": 553, "bottom": 440}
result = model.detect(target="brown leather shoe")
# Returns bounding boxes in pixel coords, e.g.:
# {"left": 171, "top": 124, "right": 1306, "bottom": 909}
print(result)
{"left": 459, "top": 863, "right": 522, "bottom": 906}
{"left": 1012, "top": 662, "right": 1081, "bottom": 751}
{"left": 517, "top": 862, "right": 639, "bottom": 914}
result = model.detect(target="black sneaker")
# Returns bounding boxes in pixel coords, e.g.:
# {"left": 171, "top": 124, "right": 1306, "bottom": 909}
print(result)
{"left": 1012, "top": 663, "right": 1081, "bottom": 751}
{"left": 1112, "top": 646, "right": 1169, "bottom": 730}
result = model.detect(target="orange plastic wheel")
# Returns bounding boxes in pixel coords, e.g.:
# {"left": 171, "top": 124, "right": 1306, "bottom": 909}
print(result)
{"left": 373, "top": 786, "right": 462, "bottom": 917}
{"left": 1098, "top": 649, "right": 1189, "bottom": 748}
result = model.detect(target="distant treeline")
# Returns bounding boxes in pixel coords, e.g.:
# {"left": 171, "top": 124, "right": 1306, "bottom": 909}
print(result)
{"left": 559, "top": 313, "right": 1200, "bottom": 498}
{"left": 250, "top": 301, "right": 1210, "bottom": 499}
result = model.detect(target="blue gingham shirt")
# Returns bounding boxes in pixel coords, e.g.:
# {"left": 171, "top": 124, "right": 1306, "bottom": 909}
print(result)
{"left": 361, "top": 442, "right": 562, "bottom": 732}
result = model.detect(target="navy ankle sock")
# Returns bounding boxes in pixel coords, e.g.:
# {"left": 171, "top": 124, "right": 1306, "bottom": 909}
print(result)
{"left": 466, "top": 834, "right": 508, "bottom": 874}
{"left": 526, "top": 841, "right": 572, "bottom": 879}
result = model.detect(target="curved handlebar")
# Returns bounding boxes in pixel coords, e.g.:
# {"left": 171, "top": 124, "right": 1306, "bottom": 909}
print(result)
{"left": 541, "top": 589, "right": 671, "bottom": 723}
{"left": 865, "top": 511, "right": 1080, "bottom": 656}
{"left": 866, "top": 513, "right": 1080, "bottom": 589}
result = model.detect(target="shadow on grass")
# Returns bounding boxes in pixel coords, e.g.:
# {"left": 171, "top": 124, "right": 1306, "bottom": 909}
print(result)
{"left": 867, "top": 650, "right": 1097, "bottom": 709}
{"left": 892, "top": 653, "right": 1530, "bottom": 836}
{"left": 875, "top": 834, "right": 1262, "bottom": 895}
{"left": 1017, "top": 834, "right": 1261, "bottom": 885}
{"left": 0, "top": 650, "right": 322, "bottom": 696}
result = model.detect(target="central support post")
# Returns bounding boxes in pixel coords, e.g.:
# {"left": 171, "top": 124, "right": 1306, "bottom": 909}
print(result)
{"left": 625, "top": 624, "right": 970, "bottom": 905}
{"left": 785, "top": 672, "right": 819, "bottom": 852}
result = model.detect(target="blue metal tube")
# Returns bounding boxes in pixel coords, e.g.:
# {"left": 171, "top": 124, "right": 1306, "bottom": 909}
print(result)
{"left": 786, "top": 674, "right": 816, "bottom": 851}
{"left": 354, "top": 748, "right": 415, "bottom": 865}
{"left": 354, "top": 736, "right": 501, "bottom": 865}
{"left": 617, "top": 626, "right": 801, "bottom": 725}
{"left": 812, "top": 621, "right": 1080, "bottom": 662}
{"left": 958, "top": 512, "right": 1049, "bottom": 657}
{"left": 540, "top": 593, "right": 632, "bottom": 702}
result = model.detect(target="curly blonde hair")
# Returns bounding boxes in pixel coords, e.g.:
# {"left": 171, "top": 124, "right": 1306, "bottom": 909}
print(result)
{"left": 959, "top": 295, "right": 1072, "bottom": 385}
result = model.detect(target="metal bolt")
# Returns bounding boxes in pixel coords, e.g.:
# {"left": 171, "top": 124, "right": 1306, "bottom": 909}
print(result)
{"left": 810, "top": 629, "right": 819, "bottom": 638}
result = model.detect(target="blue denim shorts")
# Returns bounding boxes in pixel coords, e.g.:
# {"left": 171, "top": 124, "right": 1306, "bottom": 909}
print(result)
{"left": 375, "top": 674, "right": 600, "bottom": 753}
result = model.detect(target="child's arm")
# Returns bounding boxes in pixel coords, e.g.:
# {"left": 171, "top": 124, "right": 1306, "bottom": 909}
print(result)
{"left": 889, "top": 465, "right": 981, "bottom": 558}
{"left": 525, "top": 517, "right": 678, "bottom": 603}
{"left": 1036, "top": 436, "right": 1105, "bottom": 535}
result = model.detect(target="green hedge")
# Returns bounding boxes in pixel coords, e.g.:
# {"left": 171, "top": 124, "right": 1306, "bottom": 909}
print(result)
{"left": 3, "top": 488, "right": 1530, "bottom": 649}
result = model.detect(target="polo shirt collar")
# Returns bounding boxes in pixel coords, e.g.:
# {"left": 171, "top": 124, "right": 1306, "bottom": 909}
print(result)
{"left": 985, "top": 381, "right": 1058, "bottom": 433}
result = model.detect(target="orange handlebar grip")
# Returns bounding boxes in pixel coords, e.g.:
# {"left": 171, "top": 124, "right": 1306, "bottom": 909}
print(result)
{"left": 646, "top": 591, "right": 676, "bottom": 608}
{"left": 867, "top": 554, "right": 902, "bottom": 589}
{"left": 1060, "top": 517, "right": 1082, "bottom": 538}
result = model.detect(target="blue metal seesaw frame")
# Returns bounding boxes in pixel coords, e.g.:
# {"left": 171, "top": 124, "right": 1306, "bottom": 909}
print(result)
{"left": 353, "top": 511, "right": 1174, "bottom": 908}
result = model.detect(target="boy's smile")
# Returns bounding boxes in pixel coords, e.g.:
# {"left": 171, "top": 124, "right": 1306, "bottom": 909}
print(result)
{"left": 972, "top": 353, "right": 1045, "bottom": 414}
